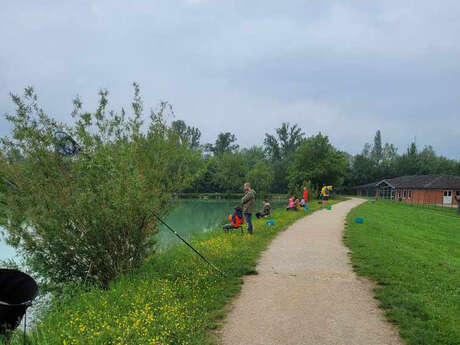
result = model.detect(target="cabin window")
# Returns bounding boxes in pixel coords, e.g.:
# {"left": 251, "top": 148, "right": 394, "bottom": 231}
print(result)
{"left": 444, "top": 190, "right": 452, "bottom": 197}
{"left": 408, "top": 190, "right": 412, "bottom": 199}
{"left": 403, "top": 190, "right": 407, "bottom": 198}
{"left": 456, "top": 191, "right": 460, "bottom": 197}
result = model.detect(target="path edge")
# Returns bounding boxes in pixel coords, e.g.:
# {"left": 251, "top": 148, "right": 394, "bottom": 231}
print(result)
{"left": 209, "top": 197, "right": 350, "bottom": 345}
{"left": 343, "top": 199, "right": 406, "bottom": 344}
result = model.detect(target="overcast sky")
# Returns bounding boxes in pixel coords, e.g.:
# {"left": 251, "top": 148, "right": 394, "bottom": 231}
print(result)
{"left": 1, "top": 0, "right": 459, "bottom": 158}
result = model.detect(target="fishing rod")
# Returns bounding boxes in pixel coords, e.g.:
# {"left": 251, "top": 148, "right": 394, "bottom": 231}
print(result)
{"left": 151, "top": 213, "right": 225, "bottom": 276}
{"left": 53, "top": 131, "right": 226, "bottom": 277}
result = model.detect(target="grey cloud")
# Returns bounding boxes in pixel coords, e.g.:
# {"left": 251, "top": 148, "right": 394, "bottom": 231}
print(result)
{"left": 1, "top": 0, "right": 459, "bottom": 158}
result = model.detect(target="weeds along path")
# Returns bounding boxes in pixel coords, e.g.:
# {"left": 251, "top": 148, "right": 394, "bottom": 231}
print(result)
{"left": 219, "top": 198, "right": 403, "bottom": 345}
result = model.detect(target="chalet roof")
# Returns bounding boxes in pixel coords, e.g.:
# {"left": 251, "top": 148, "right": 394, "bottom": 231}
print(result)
{"left": 377, "top": 174, "right": 460, "bottom": 189}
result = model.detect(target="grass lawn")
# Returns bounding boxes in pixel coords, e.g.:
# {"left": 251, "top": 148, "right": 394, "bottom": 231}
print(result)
{"left": 387, "top": 199, "right": 460, "bottom": 218}
{"left": 5, "top": 198, "right": 343, "bottom": 345}
{"left": 345, "top": 200, "right": 460, "bottom": 345}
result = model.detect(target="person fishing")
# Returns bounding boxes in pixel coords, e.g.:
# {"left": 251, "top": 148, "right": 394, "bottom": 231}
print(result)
{"left": 321, "top": 185, "right": 332, "bottom": 207}
{"left": 455, "top": 192, "right": 460, "bottom": 215}
{"left": 241, "top": 182, "right": 256, "bottom": 234}
{"left": 223, "top": 205, "right": 245, "bottom": 232}
{"left": 256, "top": 199, "right": 271, "bottom": 219}
{"left": 286, "top": 196, "right": 296, "bottom": 211}
{"left": 294, "top": 196, "right": 301, "bottom": 210}
{"left": 300, "top": 198, "right": 306, "bottom": 207}
{"left": 303, "top": 187, "right": 308, "bottom": 203}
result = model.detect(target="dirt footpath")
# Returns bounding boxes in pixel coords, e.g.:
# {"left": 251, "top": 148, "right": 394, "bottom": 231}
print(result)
{"left": 219, "top": 198, "right": 403, "bottom": 345}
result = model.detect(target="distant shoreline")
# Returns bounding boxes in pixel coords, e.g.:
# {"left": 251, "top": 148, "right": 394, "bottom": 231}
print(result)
{"left": 175, "top": 192, "right": 289, "bottom": 200}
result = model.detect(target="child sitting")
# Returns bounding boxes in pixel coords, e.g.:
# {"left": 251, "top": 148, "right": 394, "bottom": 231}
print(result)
{"left": 223, "top": 205, "right": 245, "bottom": 232}
{"left": 256, "top": 199, "right": 271, "bottom": 218}
{"left": 294, "top": 197, "right": 301, "bottom": 210}
{"left": 286, "top": 196, "right": 296, "bottom": 211}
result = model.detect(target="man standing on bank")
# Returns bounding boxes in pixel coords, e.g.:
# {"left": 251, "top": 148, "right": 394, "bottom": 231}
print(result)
{"left": 242, "top": 182, "right": 256, "bottom": 234}
{"left": 455, "top": 192, "right": 460, "bottom": 215}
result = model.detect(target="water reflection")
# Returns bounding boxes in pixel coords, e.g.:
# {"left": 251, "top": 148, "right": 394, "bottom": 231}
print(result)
{"left": 157, "top": 199, "right": 285, "bottom": 248}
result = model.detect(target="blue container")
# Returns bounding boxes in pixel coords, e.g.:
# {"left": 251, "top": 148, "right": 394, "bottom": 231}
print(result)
{"left": 304, "top": 205, "right": 310, "bottom": 212}
{"left": 354, "top": 217, "right": 364, "bottom": 224}
{"left": 266, "top": 220, "right": 275, "bottom": 226}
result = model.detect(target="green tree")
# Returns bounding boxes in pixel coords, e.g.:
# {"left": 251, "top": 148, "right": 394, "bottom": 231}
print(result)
{"left": 205, "top": 132, "right": 239, "bottom": 156}
{"left": 345, "top": 130, "right": 398, "bottom": 186}
{"left": 394, "top": 142, "right": 419, "bottom": 176}
{"left": 270, "top": 160, "right": 289, "bottom": 194}
{"left": 371, "top": 130, "right": 383, "bottom": 164}
{"left": 381, "top": 142, "right": 397, "bottom": 176}
{"left": 0, "top": 84, "right": 194, "bottom": 289}
{"left": 417, "top": 145, "right": 438, "bottom": 174}
{"left": 185, "top": 157, "right": 219, "bottom": 193}
{"left": 287, "top": 133, "right": 348, "bottom": 193}
{"left": 171, "top": 119, "right": 201, "bottom": 150}
{"left": 264, "top": 123, "right": 304, "bottom": 192}
{"left": 436, "top": 155, "right": 459, "bottom": 175}
{"left": 347, "top": 154, "right": 376, "bottom": 186}
{"left": 211, "top": 153, "right": 246, "bottom": 192}
{"left": 264, "top": 122, "right": 304, "bottom": 160}
{"left": 241, "top": 146, "right": 266, "bottom": 171}
{"left": 246, "top": 160, "right": 273, "bottom": 194}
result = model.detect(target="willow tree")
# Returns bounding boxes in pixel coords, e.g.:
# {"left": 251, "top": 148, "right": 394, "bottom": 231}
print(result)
{"left": 0, "top": 84, "right": 197, "bottom": 289}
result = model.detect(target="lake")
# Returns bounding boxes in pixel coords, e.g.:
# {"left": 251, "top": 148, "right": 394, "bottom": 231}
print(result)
{"left": 0, "top": 199, "right": 287, "bottom": 260}
{"left": 0, "top": 236, "right": 17, "bottom": 261}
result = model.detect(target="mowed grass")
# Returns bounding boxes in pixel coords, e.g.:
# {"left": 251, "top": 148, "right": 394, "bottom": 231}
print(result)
{"left": 6, "top": 199, "right": 342, "bottom": 345}
{"left": 345, "top": 201, "right": 460, "bottom": 345}
{"left": 391, "top": 200, "right": 460, "bottom": 218}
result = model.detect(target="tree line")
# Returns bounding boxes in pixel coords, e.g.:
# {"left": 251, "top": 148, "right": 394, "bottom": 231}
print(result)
{"left": 171, "top": 123, "right": 460, "bottom": 195}
{"left": 345, "top": 130, "right": 460, "bottom": 186}
{"left": 171, "top": 122, "right": 348, "bottom": 195}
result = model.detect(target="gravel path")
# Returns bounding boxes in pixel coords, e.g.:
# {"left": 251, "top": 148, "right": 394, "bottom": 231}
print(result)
{"left": 220, "top": 198, "right": 403, "bottom": 345}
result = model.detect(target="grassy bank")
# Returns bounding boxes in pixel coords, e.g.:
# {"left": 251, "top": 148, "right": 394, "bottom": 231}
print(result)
{"left": 9, "top": 199, "right": 341, "bottom": 345}
{"left": 345, "top": 200, "right": 460, "bottom": 345}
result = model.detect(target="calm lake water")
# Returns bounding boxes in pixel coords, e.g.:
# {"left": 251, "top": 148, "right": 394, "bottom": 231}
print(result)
{"left": 0, "top": 199, "right": 287, "bottom": 260}
{"left": 0, "top": 236, "right": 17, "bottom": 261}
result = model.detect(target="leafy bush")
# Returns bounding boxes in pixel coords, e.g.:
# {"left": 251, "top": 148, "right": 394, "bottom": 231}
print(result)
{"left": 0, "top": 84, "right": 198, "bottom": 289}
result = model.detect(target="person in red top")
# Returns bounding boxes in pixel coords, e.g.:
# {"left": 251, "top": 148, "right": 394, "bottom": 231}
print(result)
{"left": 223, "top": 205, "right": 245, "bottom": 232}
{"left": 303, "top": 188, "right": 308, "bottom": 203}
